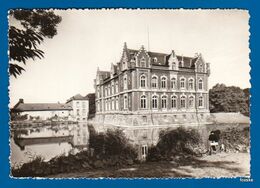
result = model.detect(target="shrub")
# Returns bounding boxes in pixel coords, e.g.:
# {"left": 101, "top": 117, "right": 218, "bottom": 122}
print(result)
{"left": 147, "top": 127, "right": 204, "bottom": 161}
{"left": 88, "top": 125, "right": 137, "bottom": 160}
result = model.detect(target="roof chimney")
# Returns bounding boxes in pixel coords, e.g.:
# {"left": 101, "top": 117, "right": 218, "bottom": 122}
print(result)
{"left": 19, "top": 98, "right": 24, "bottom": 104}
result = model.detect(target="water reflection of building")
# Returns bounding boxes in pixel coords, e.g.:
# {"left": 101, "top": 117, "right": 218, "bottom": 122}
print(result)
{"left": 71, "top": 123, "right": 89, "bottom": 148}
{"left": 94, "top": 43, "right": 211, "bottom": 126}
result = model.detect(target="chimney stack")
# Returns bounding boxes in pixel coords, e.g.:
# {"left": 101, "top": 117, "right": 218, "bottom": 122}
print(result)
{"left": 19, "top": 98, "right": 24, "bottom": 104}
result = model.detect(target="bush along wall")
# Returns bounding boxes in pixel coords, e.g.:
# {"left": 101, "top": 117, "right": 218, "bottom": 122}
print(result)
{"left": 147, "top": 127, "right": 207, "bottom": 162}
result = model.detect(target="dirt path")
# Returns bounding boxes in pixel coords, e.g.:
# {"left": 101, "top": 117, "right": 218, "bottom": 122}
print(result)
{"left": 49, "top": 152, "right": 250, "bottom": 178}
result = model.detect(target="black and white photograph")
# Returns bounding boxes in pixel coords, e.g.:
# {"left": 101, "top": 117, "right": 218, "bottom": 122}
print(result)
{"left": 9, "top": 9, "right": 250, "bottom": 178}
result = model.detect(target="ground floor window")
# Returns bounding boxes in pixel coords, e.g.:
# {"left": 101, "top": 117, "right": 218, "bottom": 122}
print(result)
{"left": 124, "top": 95, "right": 128, "bottom": 109}
{"left": 161, "top": 95, "right": 167, "bottom": 109}
{"left": 152, "top": 95, "right": 158, "bottom": 109}
{"left": 180, "top": 96, "right": 186, "bottom": 108}
{"left": 171, "top": 95, "right": 177, "bottom": 108}
{"left": 199, "top": 96, "right": 204, "bottom": 107}
{"left": 140, "top": 95, "right": 147, "bottom": 109}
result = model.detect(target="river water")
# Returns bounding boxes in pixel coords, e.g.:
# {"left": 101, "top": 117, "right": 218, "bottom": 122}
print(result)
{"left": 10, "top": 122, "right": 249, "bottom": 167}
{"left": 10, "top": 122, "right": 89, "bottom": 167}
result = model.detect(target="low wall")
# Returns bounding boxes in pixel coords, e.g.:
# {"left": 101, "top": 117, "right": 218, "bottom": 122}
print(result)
{"left": 91, "top": 112, "right": 211, "bottom": 127}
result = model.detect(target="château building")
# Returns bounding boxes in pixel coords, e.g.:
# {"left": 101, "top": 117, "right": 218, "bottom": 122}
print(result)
{"left": 94, "top": 43, "right": 210, "bottom": 126}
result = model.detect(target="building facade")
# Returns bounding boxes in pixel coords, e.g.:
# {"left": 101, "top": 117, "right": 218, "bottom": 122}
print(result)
{"left": 66, "top": 94, "right": 89, "bottom": 121}
{"left": 12, "top": 99, "right": 73, "bottom": 121}
{"left": 94, "top": 43, "right": 210, "bottom": 125}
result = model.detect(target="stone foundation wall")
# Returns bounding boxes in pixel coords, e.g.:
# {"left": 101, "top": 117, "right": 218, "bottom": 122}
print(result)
{"left": 92, "top": 112, "right": 211, "bottom": 127}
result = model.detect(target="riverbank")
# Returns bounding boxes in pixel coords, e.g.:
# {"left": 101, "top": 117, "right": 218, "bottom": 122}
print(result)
{"left": 49, "top": 152, "right": 250, "bottom": 178}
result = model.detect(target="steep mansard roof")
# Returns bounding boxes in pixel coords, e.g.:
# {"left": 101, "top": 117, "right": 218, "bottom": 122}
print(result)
{"left": 97, "top": 45, "right": 200, "bottom": 81}
{"left": 13, "top": 103, "right": 72, "bottom": 112}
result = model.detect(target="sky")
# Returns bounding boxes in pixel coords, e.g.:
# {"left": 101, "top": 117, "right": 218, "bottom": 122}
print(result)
{"left": 9, "top": 9, "right": 250, "bottom": 107}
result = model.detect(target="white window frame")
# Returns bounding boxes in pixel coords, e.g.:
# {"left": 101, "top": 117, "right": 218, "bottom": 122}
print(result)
{"left": 161, "top": 95, "right": 167, "bottom": 109}
{"left": 124, "top": 95, "right": 128, "bottom": 109}
{"left": 180, "top": 77, "right": 186, "bottom": 89}
{"left": 170, "top": 77, "right": 177, "bottom": 89}
{"left": 180, "top": 95, "right": 186, "bottom": 108}
{"left": 171, "top": 95, "right": 177, "bottom": 108}
{"left": 140, "top": 74, "right": 146, "bottom": 88}
{"left": 140, "top": 95, "right": 147, "bottom": 109}
{"left": 152, "top": 95, "right": 158, "bottom": 109}
{"left": 188, "top": 96, "right": 195, "bottom": 108}
{"left": 188, "top": 78, "right": 194, "bottom": 90}
{"left": 198, "top": 96, "right": 204, "bottom": 108}
{"left": 198, "top": 79, "right": 203, "bottom": 90}
{"left": 161, "top": 76, "right": 167, "bottom": 89}
{"left": 151, "top": 76, "right": 158, "bottom": 88}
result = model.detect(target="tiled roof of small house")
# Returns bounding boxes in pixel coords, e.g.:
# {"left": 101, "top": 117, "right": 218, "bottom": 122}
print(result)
{"left": 13, "top": 103, "right": 72, "bottom": 112}
{"left": 66, "top": 94, "right": 88, "bottom": 103}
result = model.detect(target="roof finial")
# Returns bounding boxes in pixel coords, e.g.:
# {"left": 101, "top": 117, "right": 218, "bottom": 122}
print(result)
{"left": 123, "top": 42, "right": 127, "bottom": 49}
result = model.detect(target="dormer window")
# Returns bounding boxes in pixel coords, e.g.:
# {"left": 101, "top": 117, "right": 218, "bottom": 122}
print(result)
{"left": 123, "top": 61, "right": 127, "bottom": 70}
{"left": 199, "top": 64, "right": 203, "bottom": 72}
{"left": 172, "top": 62, "right": 176, "bottom": 70}
{"left": 140, "top": 57, "right": 146, "bottom": 67}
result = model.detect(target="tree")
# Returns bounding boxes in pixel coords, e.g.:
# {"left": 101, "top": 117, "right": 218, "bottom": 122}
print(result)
{"left": 9, "top": 9, "right": 62, "bottom": 77}
{"left": 209, "top": 84, "right": 249, "bottom": 116}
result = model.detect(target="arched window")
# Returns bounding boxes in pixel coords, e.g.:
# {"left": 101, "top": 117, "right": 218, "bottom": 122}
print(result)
{"left": 198, "top": 79, "right": 203, "bottom": 90}
{"left": 115, "top": 98, "right": 119, "bottom": 110}
{"left": 124, "top": 75, "right": 127, "bottom": 90}
{"left": 172, "top": 62, "right": 176, "bottom": 70}
{"left": 115, "top": 82, "right": 118, "bottom": 93}
{"left": 151, "top": 76, "right": 158, "bottom": 88}
{"left": 171, "top": 77, "right": 176, "bottom": 89}
{"left": 188, "top": 79, "right": 194, "bottom": 90}
{"left": 124, "top": 95, "right": 128, "bottom": 109}
{"left": 188, "top": 96, "right": 195, "bottom": 108}
{"left": 161, "top": 77, "right": 167, "bottom": 89}
{"left": 123, "top": 61, "right": 127, "bottom": 70}
{"left": 199, "top": 64, "right": 203, "bottom": 72}
{"left": 153, "top": 57, "right": 158, "bottom": 63}
{"left": 140, "top": 75, "right": 146, "bottom": 88}
{"left": 140, "top": 57, "right": 146, "bottom": 67}
{"left": 140, "top": 95, "right": 147, "bottom": 109}
{"left": 104, "top": 87, "right": 107, "bottom": 97}
{"left": 152, "top": 95, "right": 158, "bottom": 109}
{"left": 161, "top": 95, "right": 167, "bottom": 109}
{"left": 171, "top": 95, "right": 177, "bottom": 108}
{"left": 108, "top": 85, "right": 110, "bottom": 96}
{"left": 111, "top": 98, "right": 114, "bottom": 110}
{"left": 180, "top": 78, "right": 185, "bottom": 89}
{"left": 180, "top": 96, "right": 186, "bottom": 108}
{"left": 111, "top": 83, "right": 114, "bottom": 95}
{"left": 198, "top": 96, "right": 203, "bottom": 107}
